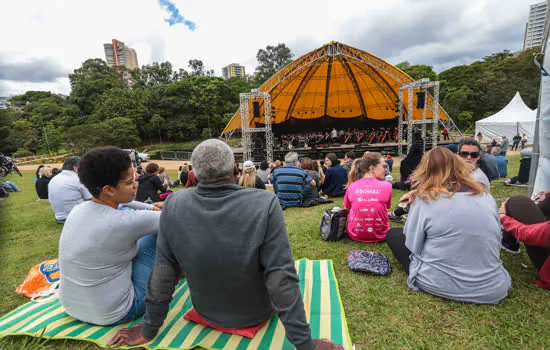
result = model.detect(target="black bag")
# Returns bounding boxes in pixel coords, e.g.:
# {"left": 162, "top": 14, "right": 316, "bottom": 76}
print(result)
{"left": 320, "top": 207, "right": 348, "bottom": 241}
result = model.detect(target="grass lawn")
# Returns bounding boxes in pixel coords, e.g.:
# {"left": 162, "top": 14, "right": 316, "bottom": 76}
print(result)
{"left": 0, "top": 154, "right": 548, "bottom": 349}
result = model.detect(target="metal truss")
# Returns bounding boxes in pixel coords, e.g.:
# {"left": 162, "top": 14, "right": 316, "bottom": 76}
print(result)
{"left": 397, "top": 79, "right": 462, "bottom": 156}
{"left": 239, "top": 90, "right": 273, "bottom": 164}
{"left": 223, "top": 42, "right": 455, "bottom": 143}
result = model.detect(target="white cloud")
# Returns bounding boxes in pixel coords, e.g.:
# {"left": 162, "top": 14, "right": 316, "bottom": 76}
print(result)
{"left": 0, "top": 0, "right": 538, "bottom": 96}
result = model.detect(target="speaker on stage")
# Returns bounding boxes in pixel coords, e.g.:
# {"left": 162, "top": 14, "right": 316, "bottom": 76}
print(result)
{"left": 415, "top": 92, "right": 425, "bottom": 109}
{"left": 252, "top": 137, "right": 266, "bottom": 162}
{"left": 253, "top": 101, "right": 261, "bottom": 119}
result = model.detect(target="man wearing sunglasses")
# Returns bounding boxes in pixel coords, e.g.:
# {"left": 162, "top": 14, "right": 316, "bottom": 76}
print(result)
{"left": 457, "top": 138, "right": 490, "bottom": 192}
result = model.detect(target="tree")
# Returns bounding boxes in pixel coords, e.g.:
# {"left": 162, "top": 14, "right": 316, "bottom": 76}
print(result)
{"left": 396, "top": 62, "right": 438, "bottom": 81}
{"left": 103, "top": 117, "right": 141, "bottom": 148}
{"left": 69, "top": 58, "right": 123, "bottom": 115}
{"left": 149, "top": 114, "right": 166, "bottom": 144}
{"left": 188, "top": 59, "right": 205, "bottom": 77}
{"left": 40, "top": 122, "right": 64, "bottom": 155}
{"left": 132, "top": 62, "right": 178, "bottom": 88}
{"left": 255, "top": 43, "right": 294, "bottom": 83}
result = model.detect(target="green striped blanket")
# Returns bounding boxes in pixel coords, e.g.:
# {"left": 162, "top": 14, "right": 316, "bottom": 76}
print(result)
{"left": 0, "top": 259, "right": 352, "bottom": 349}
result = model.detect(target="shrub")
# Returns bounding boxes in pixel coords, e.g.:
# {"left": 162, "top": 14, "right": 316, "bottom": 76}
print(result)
{"left": 12, "top": 149, "right": 33, "bottom": 158}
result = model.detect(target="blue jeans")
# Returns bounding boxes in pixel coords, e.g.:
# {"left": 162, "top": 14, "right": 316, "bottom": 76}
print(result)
{"left": 5, "top": 181, "right": 18, "bottom": 191}
{"left": 110, "top": 233, "right": 157, "bottom": 325}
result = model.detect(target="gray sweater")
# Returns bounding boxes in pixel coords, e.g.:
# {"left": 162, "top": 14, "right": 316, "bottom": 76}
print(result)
{"left": 404, "top": 192, "right": 511, "bottom": 304}
{"left": 59, "top": 201, "right": 160, "bottom": 325}
{"left": 142, "top": 184, "right": 314, "bottom": 350}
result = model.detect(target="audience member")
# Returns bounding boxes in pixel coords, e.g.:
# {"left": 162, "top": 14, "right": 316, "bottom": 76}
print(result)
{"left": 35, "top": 165, "right": 44, "bottom": 179}
{"left": 493, "top": 147, "right": 508, "bottom": 178}
{"left": 300, "top": 157, "right": 321, "bottom": 200}
{"left": 500, "top": 136, "right": 509, "bottom": 156}
{"left": 393, "top": 144, "right": 423, "bottom": 191}
{"left": 270, "top": 152, "right": 315, "bottom": 207}
{"left": 521, "top": 133, "right": 528, "bottom": 149}
{"left": 35, "top": 166, "right": 52, "bottom": 199}
{"left": 384, "top": 154, "right": 394, "bottom": 173}
{"left": 321, "top": 153, "right": 346, "bottom": 197}
{"left": 238, "top": 160, "right": 266, "bottom": 189}
{"left": 457, "top": 138, "right": 490, "bottom": 191}
{"left": 179, "top": 165, "right": 189, "bottom": 187}
{"left": 185, "top": 168, "right": 198, "bottom": 188}
{"left": 504, "top": 147, "right": 532, "bottom": 186}
{"left": 257, "top": 160, "right": 269, "bottom": 184}
{"left": 386, "top": 147, "right": 511, "bottom": 304}
{"left": 48, "top": 156, "right": 92, "bottom": 224}
{"left": 479, "top": 145, "right": 500, "bottom": 181}
{"left": 108, "top": 139, "right": 342, "bottom": 350}
{"left": 512, "top": 133, "right": 522, "bottom": 151}
{"left": 136, "top": 163, "right": 167, "bottom": 202}
{"left": 344, "top": 153, "right": 393, "bottom": 242}
{"left": 158, "top": 167, "right": 175, "bottom": 188}
{"left": 499, "top": 193, "right": 550, "bottom": 289}
{"left": 343, "top": 151, "right": 356, "bottom": 174}
{"left": 59, "top": 147, "right": 161, "bottom": 326}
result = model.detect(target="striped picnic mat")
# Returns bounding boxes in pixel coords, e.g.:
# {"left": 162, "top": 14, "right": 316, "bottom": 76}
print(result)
{"left": 0, "top": 259, "right": 352, "bottom": 349}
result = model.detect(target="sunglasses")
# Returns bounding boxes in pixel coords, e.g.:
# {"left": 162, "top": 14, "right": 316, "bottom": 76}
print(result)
{"left": 459, "top": 151, "right": 480, "bottom": 159}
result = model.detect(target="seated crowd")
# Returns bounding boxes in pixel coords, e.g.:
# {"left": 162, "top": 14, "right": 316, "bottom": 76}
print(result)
{"left": 42, "top": 137, "right": 547, "bottom": 349}
{"left": 278, "top": 127, "right": 399, "bottom": 149}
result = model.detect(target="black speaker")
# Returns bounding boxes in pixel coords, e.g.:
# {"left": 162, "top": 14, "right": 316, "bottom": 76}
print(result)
{"left": 252, "top": 137, "right": 266, "bottom": 162}
{"left": 415, "top": 92, "right": 425, "bottom": 109}
{"left": 253, "top": 101, "right": 261, "bottom": 119}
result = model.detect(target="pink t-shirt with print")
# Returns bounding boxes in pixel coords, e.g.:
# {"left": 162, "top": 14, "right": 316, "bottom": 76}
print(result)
{"left": 343, "top": 177, "right": 392, "bottom": 242}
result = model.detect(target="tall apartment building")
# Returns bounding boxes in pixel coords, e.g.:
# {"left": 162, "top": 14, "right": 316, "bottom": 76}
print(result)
{"left": 524, "top": 1, "right": 548, "bottom": 50}
{"left": 222, "top": 63, "right": 246, "bottom": 80}
{"left": 104, "top": 39, "right": 139, "bottom": 70}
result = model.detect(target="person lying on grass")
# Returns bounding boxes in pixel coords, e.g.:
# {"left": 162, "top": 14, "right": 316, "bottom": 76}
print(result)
{"left": 59, "top": 147, "right": 163, "bottom": 326}
{"left": 108, "top": 139, "right": 343, "bottom": 350}
{"left": 386, "top": 147, "right": 511, "bottom": 304}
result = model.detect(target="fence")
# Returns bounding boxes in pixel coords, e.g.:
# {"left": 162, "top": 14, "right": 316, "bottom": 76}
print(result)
{"left": 159, "top": 151, "right": 193, "bottom": 161}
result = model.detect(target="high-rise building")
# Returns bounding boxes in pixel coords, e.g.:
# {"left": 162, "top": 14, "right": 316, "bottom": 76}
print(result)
{"left": 524, "top": 1, "right": 548, "bottom": 50}
{"left": 222, "top": 63, "right": 246, "bottom": 80}
{"left": 103, "top": 39, "right": 139, "bottom": 70}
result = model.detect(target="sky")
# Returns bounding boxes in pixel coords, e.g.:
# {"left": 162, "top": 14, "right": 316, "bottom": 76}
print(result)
{"left": 0, "top": 0, "right": 541, "bottom": 97}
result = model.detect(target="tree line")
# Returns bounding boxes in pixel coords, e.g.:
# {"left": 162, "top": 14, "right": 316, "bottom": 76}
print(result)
{"left": 0, "top": 44, "right": 541, "bottom": 157}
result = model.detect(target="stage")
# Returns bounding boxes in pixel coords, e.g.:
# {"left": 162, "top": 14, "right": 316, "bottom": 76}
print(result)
{"left": 232, "top": 139, "right": 457, "bottom": 162}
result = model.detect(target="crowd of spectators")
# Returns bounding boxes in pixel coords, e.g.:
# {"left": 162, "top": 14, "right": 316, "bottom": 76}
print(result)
{"left": 14, "top": 135, "right": 546, "bottom": 349}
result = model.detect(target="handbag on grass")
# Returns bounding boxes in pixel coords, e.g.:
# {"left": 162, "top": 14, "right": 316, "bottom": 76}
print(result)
{"left": 347, "top": 250, "right": 392, "bottom": 276}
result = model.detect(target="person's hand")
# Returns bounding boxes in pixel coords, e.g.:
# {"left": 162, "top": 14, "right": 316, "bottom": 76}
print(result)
{"left": 153, "top": 202, "right": 164, "bottom": 211}
{"left": 399, "top": 190, "right": 417, "bottom": 204}
{"left": 313, "top": 338, "right": 345, "bottom": 350}
{"left": 499, "top": 201, "right": 507, "bottom": 218}
{"left": 108, "top": 324, "right": 151, "bottom": 347}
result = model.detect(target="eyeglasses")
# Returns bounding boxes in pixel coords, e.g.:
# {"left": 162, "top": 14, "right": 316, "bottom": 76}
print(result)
{"left": 459, "top": 151, "right": 480, "bottom": 159}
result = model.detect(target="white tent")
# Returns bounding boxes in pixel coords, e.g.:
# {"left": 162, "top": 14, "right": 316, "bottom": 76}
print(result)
{"left": 475, "top": 92, "right": 536, "bottom": 144}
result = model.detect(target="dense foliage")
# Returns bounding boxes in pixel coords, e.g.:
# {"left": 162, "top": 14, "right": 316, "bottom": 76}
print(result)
{"left": 0, "top": 45, "right": 542, "bottom": 156}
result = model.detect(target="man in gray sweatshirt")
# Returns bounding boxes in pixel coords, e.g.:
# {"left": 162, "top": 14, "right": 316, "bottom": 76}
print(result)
{"left": 109, "top": 139, "right": 342, "bottom": 350}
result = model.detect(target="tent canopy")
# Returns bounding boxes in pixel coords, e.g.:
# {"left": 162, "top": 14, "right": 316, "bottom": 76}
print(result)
{"left": 475, "top": 92, "right": 536, "bottom": 143}
{"left": 222, "top": 41, "right": 450, "bottom": 135}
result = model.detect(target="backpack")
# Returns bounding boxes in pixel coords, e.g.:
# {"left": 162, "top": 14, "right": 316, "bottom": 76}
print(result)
{"left": 320, "top": 207, "right": 348, "bottom": 241}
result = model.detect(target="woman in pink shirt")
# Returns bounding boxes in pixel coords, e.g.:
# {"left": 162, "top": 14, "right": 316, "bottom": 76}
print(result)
{"left": 344, "top": 152, "right": 392, "bottom": 242}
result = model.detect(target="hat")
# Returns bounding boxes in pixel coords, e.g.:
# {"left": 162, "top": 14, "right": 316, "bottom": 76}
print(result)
{"left": 243, "top": 160, "right": 255, "bottom": 169}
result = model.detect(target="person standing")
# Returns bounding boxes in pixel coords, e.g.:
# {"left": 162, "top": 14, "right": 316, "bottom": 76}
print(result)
{"left": 512, "top": 134, "right": 521, "bottom": 151}
{"left": 521, "top": 134, "right": 528, "bottom": 149}
{"left": 500, "top": 136, "right": 509, "bottom": 156}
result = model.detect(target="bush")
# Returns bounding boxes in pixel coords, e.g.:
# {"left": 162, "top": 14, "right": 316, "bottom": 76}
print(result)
{"left": 12, "top": 149, "right": 33, "bottom": 158}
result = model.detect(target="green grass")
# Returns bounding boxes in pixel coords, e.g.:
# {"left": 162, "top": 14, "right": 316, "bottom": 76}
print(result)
{"left": 0, "top": 156, "right": 548, "bottom": 349}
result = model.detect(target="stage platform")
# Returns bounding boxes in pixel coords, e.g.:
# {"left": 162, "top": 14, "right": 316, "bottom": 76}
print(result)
{"left": 233, "top": 140, "right": 457, "bottom": 162}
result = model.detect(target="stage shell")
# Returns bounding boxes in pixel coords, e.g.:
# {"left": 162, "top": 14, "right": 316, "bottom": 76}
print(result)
{"left": 222, "top": 41, "right": 450, "bottom": 136}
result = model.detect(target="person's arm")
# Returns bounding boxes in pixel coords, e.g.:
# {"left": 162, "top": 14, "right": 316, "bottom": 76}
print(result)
{"left": 261, "top": 197, "right": 315, "bottom": 350}
{"left": 306, "top": 174, "right": 315, "bottom": 187}
{"left": 343, "top": 187, "right": 351, "bottom": 209}
{"left": 154, "top": 177, "right": 167, "bottom": 193}
{"left": 119, "top": 201, "right": 155, "bottom": 211}
{"left": 321, "top": 169, "right": 331, "bottom": 189}
{"left": 79, "top": 183, "right": 93, "bottom": 200}
{"left": 500, "top": 215, "right": 550, "bottom": 248}
{"left": 109, "top": 202, "right": 182, "bottom": 347}
{"left": 403, "top": 201, "right": 427, "bottom": 254}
